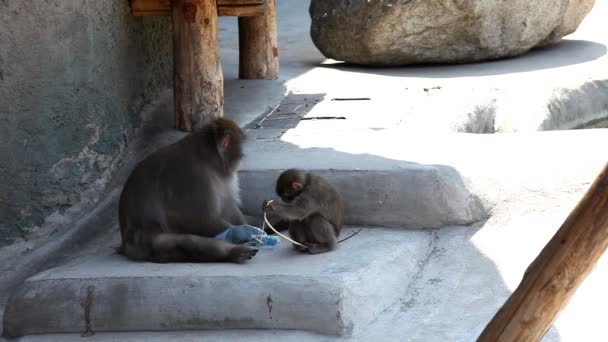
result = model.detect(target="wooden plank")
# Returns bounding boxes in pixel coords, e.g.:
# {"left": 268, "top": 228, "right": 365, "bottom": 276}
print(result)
{"left": 218, "top": 4, "right": 265, "bottom": 17}
{"left": 132, "top": 10, "right": 168, "bottom": 16}
{"left": 218, "top": 0, "right": 264, "bottom": 5}
{"left": 131, "top": 0, "right": 170, "bottom": 16}
{"left": 477, "top": 162, "right": 608, "bottom": 342}
{"left": 172, "top": 0, "right": 224, "bottom": 131}
{"left": 238, "top": 0, "right": 278, "bottom": 79}
{"left": 132, "top": 0, "right": 265, "bottom": 17}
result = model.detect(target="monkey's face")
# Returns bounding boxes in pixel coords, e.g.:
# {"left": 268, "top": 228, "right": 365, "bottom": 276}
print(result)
{"left": 223, "top": 136, "right": 244, "bottom": 174}
{"left": 276, "top": 169, "right": 306, "bottom": 202}
{"left": 209, "top": 118, "right": 245, "bottom": 175}
{"left": 279, "top": 187, "right": 301, "bottom": 202}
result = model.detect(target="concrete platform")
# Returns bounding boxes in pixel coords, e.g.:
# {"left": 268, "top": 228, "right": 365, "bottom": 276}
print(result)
{"left": 238, "top": 125, "right": 608, "bottom": 228}
{"left": 2, "top": 1, "right": 608, "bottom": 341}
{"left": 3, "top": 228, "right": 430, "bottom": 338}
{"left": 239, "top": 97, "right": 488, "bottom": 228}
{"left": 14, "top": 225, "right": 608, "bottom": 342}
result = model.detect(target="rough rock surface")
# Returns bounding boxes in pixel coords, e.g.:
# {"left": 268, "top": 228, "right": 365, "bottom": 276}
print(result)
{"left": 310, "top": 0, "right": 595, "bottom": 65}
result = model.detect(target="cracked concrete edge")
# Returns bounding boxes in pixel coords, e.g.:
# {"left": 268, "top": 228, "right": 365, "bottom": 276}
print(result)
{"left": 239, "top": 167, "right": 487, "bottom": 228}
{"left": 0, "top": 92, "right": 186, "bottom": 337}
{"left": 2, "top": 240, "right": 429, "bottom": 338}
{"left": 0, "top": 189, "right": 121, "bottom": 318}
{"left": 2, "top": 228, "right": 433, "bottom": 338}
{"left": 0, "top": 85, "right": 289, "bottom": 334}
{"left": 341, "top": 231, "right": 434, "bottom": 337}
{"left": 2, "top": 275, "right": 342, "bottom": 337}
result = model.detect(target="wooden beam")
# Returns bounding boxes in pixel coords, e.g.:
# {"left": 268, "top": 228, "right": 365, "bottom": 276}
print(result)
{"left": 218, "top": 0, "right": 264, "bottom": 4}
{"left": 132, "top": 0, "right": 169, "bottom": 16}
{"left": 172, "top": 0, "right": 223, "bottom": 131}
{"left": 132, "top": 0, "right": 265, "bottom": 17}
{"left": 131, "top": 0, "right": 171, "bottom": 16}
{"left": 218, "top": 4, "right": 265, "bottom": 17}
{"left": 477, "top": 162, "right": 608, "bottom": 342}
{"left": 238, "top": 0, "right": 278, "bottom": 79}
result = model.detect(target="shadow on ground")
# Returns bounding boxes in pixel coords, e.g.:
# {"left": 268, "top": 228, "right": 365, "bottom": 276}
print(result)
{"left": 317, "top": 40, "right": 606, "bottom": 79}
{"left": 1, "top": 94, "right": 562, "bottom": 340}
{"left": 0, "top": 140, "right": 563, "bottom": 341}
{"left": 238, "top": 126, "right": 563, "bottom": 341}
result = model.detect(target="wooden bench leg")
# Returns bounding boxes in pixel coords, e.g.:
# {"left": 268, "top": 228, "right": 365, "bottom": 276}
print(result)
{"left": 172, "top": 0, "right": 224, "bottom": 132}
{"left": 238, "top": 0, "right": 279, "bottom": 80}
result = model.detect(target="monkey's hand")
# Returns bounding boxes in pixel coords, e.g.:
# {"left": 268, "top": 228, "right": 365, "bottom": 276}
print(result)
{"left": 262, "top": 199, "right": 276, "bottom": 212}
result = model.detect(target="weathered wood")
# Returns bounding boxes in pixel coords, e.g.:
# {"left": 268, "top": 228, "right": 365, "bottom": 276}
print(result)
{"left": 218, "top": 4, "right": 265, "bottom": 17}
{"left": 218, "top": 0, "right": 264, "bottom": 5}
{"left": 172, "top": 0, "right": 224, "bottom": 131}
{"left": 132, "top": 0, "right": 170, "bottom": 16}
{"left": 132, "top": 0, "right": 265, "bottom": 17}
{"left": 131, "top": 0, "right": 171, "bottom": 16}
{"left": 477, "top": 162, "right": 608, "bottom": 342}
{"left": 238, "top": 0, "right": 278, "bottom": 79}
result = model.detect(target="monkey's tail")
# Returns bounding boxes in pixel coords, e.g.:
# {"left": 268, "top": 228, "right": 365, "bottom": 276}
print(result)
{"left": 338, "top": 228, "right": 363, "bottom": 243}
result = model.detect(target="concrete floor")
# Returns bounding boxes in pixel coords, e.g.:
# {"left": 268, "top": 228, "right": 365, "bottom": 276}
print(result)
{"left": 2, "top": 0, "right": 608, "bottom": 341}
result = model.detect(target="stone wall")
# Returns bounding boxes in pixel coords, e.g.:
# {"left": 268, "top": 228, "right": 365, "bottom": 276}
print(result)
{"left": 0, "top": 0, "right": 172, "bottom": 245}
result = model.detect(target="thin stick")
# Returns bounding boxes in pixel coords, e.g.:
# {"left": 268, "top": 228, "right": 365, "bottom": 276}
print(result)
{"left": 263, "top": 200, "right": 362, "bottom": 247}
{"left": 338, "top": 228, "right": 363, "bottom": 243}
{"left": 263, "top": 210, "right": 308, "bottom": 248}
{"left": 254, "top": 103, "right": 281, "bottom": 128}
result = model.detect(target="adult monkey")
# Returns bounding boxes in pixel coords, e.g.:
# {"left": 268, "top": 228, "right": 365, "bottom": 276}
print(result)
{"left": 118, "top": 118, "right": 258, "bottom": 263}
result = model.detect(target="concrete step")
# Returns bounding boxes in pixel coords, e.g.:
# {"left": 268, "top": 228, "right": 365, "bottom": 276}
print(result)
{"left": 3, "top": 228, "right": 431, "bottom": 338}
{"left": 238, "top": 126, "right": 608, "bottom": 229}
{"left": 238, "top": 127, "right": 488, "bottom": 229}
{"left": 17, "top": 225, "right": 603, "bottom": 342}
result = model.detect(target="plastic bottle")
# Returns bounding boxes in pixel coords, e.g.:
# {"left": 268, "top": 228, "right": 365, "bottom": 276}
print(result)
{"left": 215, "top": 225, "right": 279, "bottom": 249}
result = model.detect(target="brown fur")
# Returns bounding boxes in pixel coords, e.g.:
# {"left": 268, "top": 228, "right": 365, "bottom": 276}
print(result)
{"left": 118, "top": 118, "right": 257, "bottom": 263}
{"left": 267, "top": 169, "right": 344, "bottom": 254}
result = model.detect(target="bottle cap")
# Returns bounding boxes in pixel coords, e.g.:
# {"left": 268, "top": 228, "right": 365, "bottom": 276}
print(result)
{"left": 266, "top": 235, "right": 279, "bottom": 246}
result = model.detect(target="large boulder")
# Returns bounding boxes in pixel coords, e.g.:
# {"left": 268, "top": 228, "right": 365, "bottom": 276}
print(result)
{"left": 310, "top": 0, "right": 595, "bottom": 65}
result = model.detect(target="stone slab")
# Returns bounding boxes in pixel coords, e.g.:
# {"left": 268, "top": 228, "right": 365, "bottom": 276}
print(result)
{"left": 238, "top": 126, "right": 608, "bottom": 229}
{"left": 3, "top": 228, "right": 431, "bottom": 338}
{"left": 239, "top": 127, "right": 488, "bottom": 228}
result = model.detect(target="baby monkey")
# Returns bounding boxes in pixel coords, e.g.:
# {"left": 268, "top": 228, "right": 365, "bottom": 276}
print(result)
{"left": 264, "top": 169, "right": 344, "bottom": 254}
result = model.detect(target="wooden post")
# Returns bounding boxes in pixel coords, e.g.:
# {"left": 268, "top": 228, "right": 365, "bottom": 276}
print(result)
{"left": 238, "top": 0, "right": 279, "bottom": 79}
{"left": 172, "top": 0, "right": 224, "bottom": 132}
{"left": 478, "top": 162, "right": 608, "bottom": 342}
